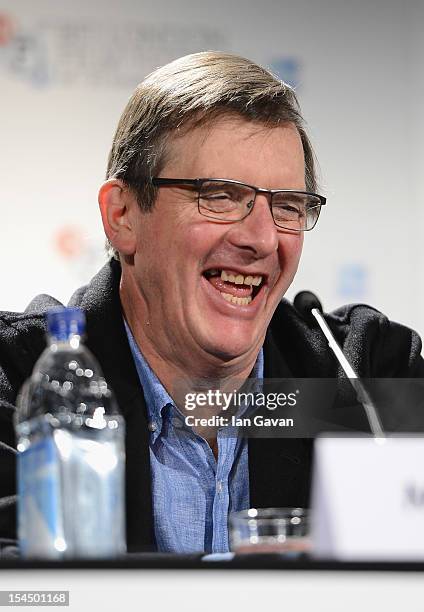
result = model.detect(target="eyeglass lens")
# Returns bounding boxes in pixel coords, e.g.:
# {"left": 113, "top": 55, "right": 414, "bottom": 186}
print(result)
{"left": 198, "top": 180, "right": 321, "bottom": 230}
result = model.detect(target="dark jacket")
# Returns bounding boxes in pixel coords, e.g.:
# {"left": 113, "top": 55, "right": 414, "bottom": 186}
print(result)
{"left": 1, "top": 259, "right": 423, "bottom": 551}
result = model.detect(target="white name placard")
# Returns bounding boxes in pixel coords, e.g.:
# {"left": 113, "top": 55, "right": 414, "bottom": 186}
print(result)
{"left": 311, "top": 435, "right": 424, "bottom": 560}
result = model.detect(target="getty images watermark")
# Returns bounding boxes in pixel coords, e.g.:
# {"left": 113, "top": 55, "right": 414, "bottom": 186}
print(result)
{"left": 173, "top": 378, "right": 424, "bottom": 438}
{"left": 183, "top": 388, "right": 298, "bottom": 429}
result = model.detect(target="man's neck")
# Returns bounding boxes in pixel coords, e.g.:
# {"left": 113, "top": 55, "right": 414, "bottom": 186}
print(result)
{"left": 120, "top": 286, "right": 261, "bottom": 418}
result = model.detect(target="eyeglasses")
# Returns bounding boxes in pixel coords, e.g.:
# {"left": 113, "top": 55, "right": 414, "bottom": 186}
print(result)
{"left": 151, "top": 178, "right": 326, "bottom": 232}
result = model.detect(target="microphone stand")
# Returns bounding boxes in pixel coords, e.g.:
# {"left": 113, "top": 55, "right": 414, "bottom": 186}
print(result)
{"left": 311, "top": 307, "right": 386, "bottom": 439}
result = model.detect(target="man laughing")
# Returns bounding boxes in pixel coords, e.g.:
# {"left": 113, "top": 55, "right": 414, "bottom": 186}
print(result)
{"left": 1, "top": 52, "right": 423, "bottom": 554}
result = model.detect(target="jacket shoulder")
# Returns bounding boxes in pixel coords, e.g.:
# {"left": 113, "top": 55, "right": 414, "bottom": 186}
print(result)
{"left": 270, "top": 299, "right": 424, "bottom": 377}
{"left": 0, "top": 294, "right": 64, "bottom": 404}
{"left": 326, "top": 303, "right": 423, "bottom": 376}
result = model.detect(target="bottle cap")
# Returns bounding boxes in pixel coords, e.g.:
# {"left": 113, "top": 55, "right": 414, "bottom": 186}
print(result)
{"left": 46, "top": 307, "right": 86, "bottom": 341}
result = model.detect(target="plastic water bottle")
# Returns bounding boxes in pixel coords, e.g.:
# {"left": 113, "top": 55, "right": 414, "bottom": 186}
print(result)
{"left": 15, "top": 307, "right": 126, "bottom": 559}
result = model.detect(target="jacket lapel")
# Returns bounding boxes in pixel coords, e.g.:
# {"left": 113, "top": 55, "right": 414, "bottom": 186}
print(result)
{"left": 248, "top": 326, "right": 313, "bottom": 509}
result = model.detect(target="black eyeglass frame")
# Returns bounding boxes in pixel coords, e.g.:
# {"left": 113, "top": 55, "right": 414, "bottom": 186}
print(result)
{"left": 151, "top": 177, "right": 326, "bottom": 232}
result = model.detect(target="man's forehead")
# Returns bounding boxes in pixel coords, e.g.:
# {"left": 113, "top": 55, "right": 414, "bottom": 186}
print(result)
{"left": 163, "top": 115, "right": 303, "bottom": 177}
{"left": 170, "top": 114, "right": 299, "bottom": 146}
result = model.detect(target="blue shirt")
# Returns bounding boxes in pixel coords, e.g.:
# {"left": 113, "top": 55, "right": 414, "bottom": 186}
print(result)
{"left": 125, "top": 322, "right": 263, "bottom": 553}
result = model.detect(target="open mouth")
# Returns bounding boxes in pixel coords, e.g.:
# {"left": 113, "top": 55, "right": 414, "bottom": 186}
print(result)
{"left": 203, "top": 268, "right": 265, "bottom": 306}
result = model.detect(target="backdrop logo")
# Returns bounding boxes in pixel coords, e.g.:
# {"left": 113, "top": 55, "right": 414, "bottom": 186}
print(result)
{"left": 0, "top": 14, "right": 227, "bottom": 90}
{"left": 337, "top": 262, "right": 369, "bottom": 300}
{"left": 54, "top": 225, "right": 86, "bottom": 260}
{"left": 0, "top": 12, "right": 15, "bottom": 46}
{"left": 53, "top": 224, "right": 104, "bottom": 284}
{"left": 269, "top": 57, "right": 301, "bottom": 88}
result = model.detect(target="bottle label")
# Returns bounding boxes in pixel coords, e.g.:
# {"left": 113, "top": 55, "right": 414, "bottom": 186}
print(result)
{"left": 18, "top": 436, "right": 65, "bottom": 558}
{"left": 17, "top": 422, "right": 126, "bottom": 558}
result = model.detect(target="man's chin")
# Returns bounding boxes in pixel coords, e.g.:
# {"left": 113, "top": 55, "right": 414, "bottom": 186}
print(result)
{"left": 201, "top": 327, "right": 263, "bottom": 363}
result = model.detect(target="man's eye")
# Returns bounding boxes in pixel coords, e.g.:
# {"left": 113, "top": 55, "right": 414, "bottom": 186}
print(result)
{"left": 274, "top": 203, "right": 302, "bottom": 214}
{"left": 202, "top": 191, "right": 232, "bottom": 200}
{"left": 283, "top": 205, "right": 301, "bottom": 214}
{"left": 272, "top": 203, "right": 307, "bottom": 225}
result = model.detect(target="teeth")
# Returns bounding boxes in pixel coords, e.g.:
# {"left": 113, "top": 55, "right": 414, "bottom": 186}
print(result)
{"left": 221, "top": 293, "right": 252, "bottom": 306}
{"left": 219, "top": 270, "right": 263, "bottom": 287}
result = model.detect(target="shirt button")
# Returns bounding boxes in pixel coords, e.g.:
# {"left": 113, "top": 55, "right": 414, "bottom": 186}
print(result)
{"left": 148, "top": 422, "right": 157, "bottom": 432}
{"left": 217, "top": 480, "right": 223, "bottom": 493}
{"left": 172, "top": 417, "right": 183, "bottom": 429}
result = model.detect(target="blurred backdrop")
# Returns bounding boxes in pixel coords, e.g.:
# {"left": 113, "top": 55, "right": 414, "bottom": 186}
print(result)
{"left": 1, "top": 0, "right": 423, "bottom": 336}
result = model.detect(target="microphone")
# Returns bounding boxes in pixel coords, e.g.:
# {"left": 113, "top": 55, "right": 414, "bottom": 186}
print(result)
{"left": 293, "top": 291, "right": 323, "bottom": 326}
{"left": 294, "top": 291, "right": 385, "bottom": 439}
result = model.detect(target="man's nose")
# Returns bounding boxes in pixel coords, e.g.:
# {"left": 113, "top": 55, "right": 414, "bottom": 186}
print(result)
{"left": 225, "top": 194, "right": 278, "bottom": 258}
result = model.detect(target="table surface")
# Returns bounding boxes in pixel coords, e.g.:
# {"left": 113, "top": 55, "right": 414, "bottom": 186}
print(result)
{"left": 2, "top": 552, "right": 424, "bottom": 570}
{"left": 2, "top": 559, "right": 424, "bottom": 612}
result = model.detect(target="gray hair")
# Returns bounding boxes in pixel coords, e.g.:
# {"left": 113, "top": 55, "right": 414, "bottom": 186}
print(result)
{"left": 105, "top": 51, "right": 318, "bottom": 259}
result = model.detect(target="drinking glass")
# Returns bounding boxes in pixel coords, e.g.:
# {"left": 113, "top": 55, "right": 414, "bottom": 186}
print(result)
{"left": 229, "top": 507, "right": 310, "bottom": 555}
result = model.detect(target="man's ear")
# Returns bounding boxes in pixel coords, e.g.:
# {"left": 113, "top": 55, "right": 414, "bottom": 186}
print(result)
{"left": 98, "top": 179, "right": 137, "bottom": 256}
